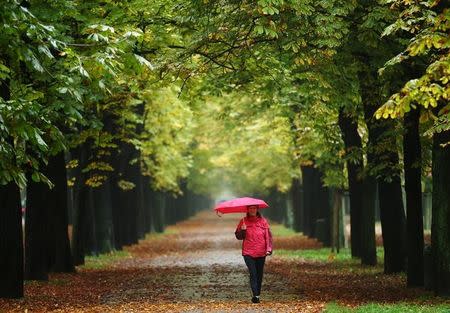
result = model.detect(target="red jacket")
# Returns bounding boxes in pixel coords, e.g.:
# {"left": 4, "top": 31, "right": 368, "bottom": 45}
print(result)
{"left": 235, "top": 216, "right": 273, "bottom": 258}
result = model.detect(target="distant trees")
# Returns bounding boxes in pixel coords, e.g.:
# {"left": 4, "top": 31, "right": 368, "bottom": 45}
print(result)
{"left": 0, "top": 0, "right": 205, "bottom": 298}
{"left": 376, "top": 0, "right": 450, "bottom": 295}
{"left": 155, "top": 0, "right": 450, "bottom": 295}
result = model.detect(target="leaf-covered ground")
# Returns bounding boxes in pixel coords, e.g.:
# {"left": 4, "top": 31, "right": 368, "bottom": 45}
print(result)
{"left": 1, "top": 211, "right": 448, "bottom": 312}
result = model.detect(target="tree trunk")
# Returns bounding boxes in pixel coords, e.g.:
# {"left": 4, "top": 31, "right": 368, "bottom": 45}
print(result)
{"left": 403, "top": 109, "right": 424, "bottom": 286}
{"left": 291, "top": 178, "right": 303, "bottom": 232}
{"left": 71, "top": 180, "right": 88, "bottom": 265}
{"left": 167, "top": 194, "right": 178, "bottom": 224}
{"left": 368, "top": 118, "right": 406, "bottom": 273}
{"left": 331, "top": 189, "right": 342, "bottom": 253}
{"left": 152, "top": 190, "right": 166, "bottom": 233}
{"left": 70, "top": 144, "right": 91, "bottom": 265}
{"left": 0, "top": 182, "right": 23, "bottom": 298}
{"left": 85, "top": 188, "right": 98, "bottom": 255}
{"left": 316, "top": 171, "right": 331, "bottom": 246}
{"left": 25, "top": 152, "right": 74, "bottom": 277}
{"left": 136, "top": 173, "right": 146, "bottom": 239}
{"left": 431, "top": 129, "right": 450, "bottom": 296}
{"left": 111, "top": 179, "right": 124, "bottom": 250}
{"left": 378, "top": 175, "right": 407, "bottom": 273}
{"left": 116, "top": 141, "right": 139, "bottom": 245}
{"left": 361, "top": 176, "right": 377, "bottom": 265}
{"left": 125, "top": 190, "right": 138, "bottom": 245}
{"left": 361, "top": 71, "right": 404, "bottom": 268}
{"left": 91, "top": 180, "right": 114, "bottom": 254}
{"left": 47, "top": 152, "right": 75, "bottom": 273}
{"left": 361, "top": 86, "right": 378, "bottom": 266}
{"left": 143, "top": 176, "right": 153, "bottom": 233}
{"left": 25, "top": 174, "right": 50, "bottom": 280}
{"left": 301, "top": 165, "right": 315, "bottom": 237}
{"left": 110, "top": 146, "right": 125, "bottom": 250}
{"left": 338, "top": 109, "right": 363, "bottom": 258}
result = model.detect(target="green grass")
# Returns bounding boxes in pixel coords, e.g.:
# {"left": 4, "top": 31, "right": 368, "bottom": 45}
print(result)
{"left": 79, "top": 250, "right": 131, "bottom": 270}
{"left": 276, "top": 248, "right": 353, "bottom": 261}
{"left": 275, "top": 247, "right": 384, "bottom": 262}
{"left": 24, "top": 278, "right": 69, "bottom": 286}
{"left": 324, "top": 302, "right": 450, "bottom": 313}
{"left": 270, "top": 223, "right": 299, "bottom": 237}
{"left": 274, "top": 247, "right": 388, "bottom": 275}
{"left": 144, "top": 227, "right": 179, "bottom": 239}
{"left": 270, "top": 225, "right": 387, "bottom": 273}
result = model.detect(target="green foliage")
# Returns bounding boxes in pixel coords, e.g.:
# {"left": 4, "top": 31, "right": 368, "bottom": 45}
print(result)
{"left": 187, "top": 92, "right": 297, "bottom": 196}
{"left": 376, "top": 1, "right": 450, "bottom": 135}
{"left": 293, "top": 104, "right": 346, "bottom": 188}
{"left": 140, "top": 86, "right": 194, "bottom": 192}
{"left": 0, "top": 0, "right": 444, "bottom": 200}
{"left": 0, "top": 0, "right": 194, "bottom": 192}
{"left": 0, "top": 1, "right": 75, "bottom": 187}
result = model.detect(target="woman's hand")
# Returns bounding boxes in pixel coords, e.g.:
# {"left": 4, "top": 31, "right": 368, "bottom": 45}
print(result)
{"left": 241, "top": 221, "right": 247, "bottom": 230}
{"left": 266, "top": 251, "right": 272, "bottom": 256}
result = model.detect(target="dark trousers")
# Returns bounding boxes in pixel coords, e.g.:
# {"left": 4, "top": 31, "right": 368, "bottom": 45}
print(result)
{"left": 243, "top": 255, "right": 266, "bottom": 296}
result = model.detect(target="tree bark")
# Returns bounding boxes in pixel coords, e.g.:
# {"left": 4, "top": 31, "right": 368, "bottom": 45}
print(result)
{"left": 136, "top": 173, "right": 146, "bottom": 239}
{"left": 361, "top": 71, "right": 406, "bottom": 268}
{"left": 360, "top": 176, "right": 377, "bottom": 265}
{"left": 301, "top": 165, "right": 315, "bottom": 237}
{"left": 403, "top": 109, "right": 424, "bottom": 286}
{"left": 152, "top": 190, "right": 166, "bottom": 233}
{"left": 116, "top": 141, "right": 139, "bottom": 245}
{"left": 91, "top": 180, "right": 114, "bottom": 254}
{"left": 71, "top": 180, "right": 88, "bottom": 265}
{"left": 338, "top": 109, "right": 363, "bottom": 258}
{"left": 142, "top": 176, "right": 153, "bottom": 233}
{"left": 110, "top": 178, "right": 125, "bottom": 250}
{"left": 166, "top": 194, "right": 178, "bottom": 225}
{"left": 361, "top": 79, "right": 378, "bottom": 266}
{"left": 25, "top": 152, "right": 74, "bottom": 277}
{"left": 291, "top": 178, "right": 303, "bottom": 232}
{"left": 367, "top": 113, "right": 406, "bottom": 273}
{"left": 0, "top": 182, "right": 23, "bottom": 298}
{"left": 431, "top": 129, "right": 450, "bottom": 296}
{"left": 70, "top": 143, "right": 91, "bottom": 265}
{"left": 85, "top": 188, "right": 98, "bottom": 255}
{"left": 365, "top": 123, "right": 406, "bottom": 272}
{"left": 25, "top": 174, "right": 50, "bottom": 280}
{"left": 301, "top": 165, "right": 330, "bottom": 244}
{"left": 378, "top": 174, "right": 407, "bottom": 273}
{"left": 331, "top": 189, "right": 342, "bottom": 253}
{"left": 110, "top": 146, "right": 125, "bottom": 250}
{"left": 47, "top": 152, "right": 75, "bottom": 273}
{"left": 316, "top": 171, "right": 331, "bottom": 246}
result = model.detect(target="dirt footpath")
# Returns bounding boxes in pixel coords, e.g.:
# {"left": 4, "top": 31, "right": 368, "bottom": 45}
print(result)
{"left": 1, "top": 210, "right": 445, "bottom": 313}
{"left": 104, "top": 211, "right": 309, "bottom": 312}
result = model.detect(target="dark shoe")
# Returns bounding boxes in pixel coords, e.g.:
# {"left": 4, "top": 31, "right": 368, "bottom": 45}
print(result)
{"left": 251, "top": 296, "right": 260, "bottom": 303}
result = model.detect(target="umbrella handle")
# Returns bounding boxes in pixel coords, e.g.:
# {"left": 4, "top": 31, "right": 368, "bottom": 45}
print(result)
{"left": 216, "top": 210, "right": 223, "bottom": 217}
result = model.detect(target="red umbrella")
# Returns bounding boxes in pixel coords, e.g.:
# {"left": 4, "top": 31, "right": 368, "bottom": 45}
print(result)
{"left": 214, "top": 197, "right": 269, "bottom": 215}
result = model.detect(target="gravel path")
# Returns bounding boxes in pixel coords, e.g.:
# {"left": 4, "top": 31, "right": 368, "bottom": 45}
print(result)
{"left": 105, "top": 211, "right": 305, "bottom": 312}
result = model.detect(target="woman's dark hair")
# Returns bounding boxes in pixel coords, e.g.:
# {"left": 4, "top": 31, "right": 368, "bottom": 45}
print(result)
{"left": 247, "top": 211, "right": 262, "bottom": 218}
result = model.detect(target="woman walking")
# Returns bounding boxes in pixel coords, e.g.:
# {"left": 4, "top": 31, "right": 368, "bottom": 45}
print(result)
{"left": 235, "top": 205, "right": 273, "bottom": 303}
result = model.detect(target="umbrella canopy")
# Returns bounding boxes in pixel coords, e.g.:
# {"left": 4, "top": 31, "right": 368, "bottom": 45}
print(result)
{"left": 214, "top": 197, "right": 269, "bottom": 214}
